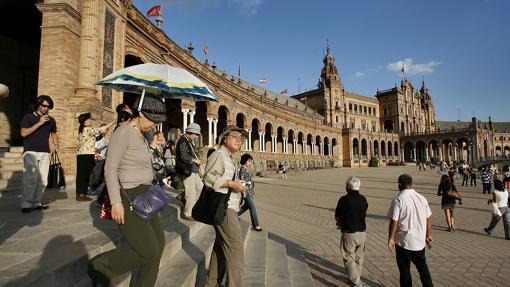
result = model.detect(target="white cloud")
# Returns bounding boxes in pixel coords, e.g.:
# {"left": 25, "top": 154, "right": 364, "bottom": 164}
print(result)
{"left": 368, "top": 66, "right": 383, "bottom": 73}
{"left": 387, "top": 58, "right": 441, "bottom": 76}
{"left": 228, "top": 0, "right": 262, "bottom": 14}
{"left": 354, "top": 72, "right": 366, "bottom": 78}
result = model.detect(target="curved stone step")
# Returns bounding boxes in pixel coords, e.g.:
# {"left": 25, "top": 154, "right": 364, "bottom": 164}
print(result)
{"left": 267, "top": 239, "right": 292, "bottom": 287}
{"left": 244, "top": 229, "right": 268, "bottom": 287}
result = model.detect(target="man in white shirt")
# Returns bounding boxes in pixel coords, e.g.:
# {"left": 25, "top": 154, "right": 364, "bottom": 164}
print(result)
{"left": 387, "top": 174, "right": 434, "bottom": 287}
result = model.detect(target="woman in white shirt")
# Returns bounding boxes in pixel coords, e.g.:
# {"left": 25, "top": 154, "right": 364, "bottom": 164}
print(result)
{"left": 484, "top": 179, "right": 510, "bottom": 239}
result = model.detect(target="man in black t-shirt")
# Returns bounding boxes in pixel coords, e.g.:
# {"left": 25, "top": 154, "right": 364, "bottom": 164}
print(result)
{"left": 19, "top": 95, "right": 59, "bottom": 213}
{"left": 335, "top": 177, "right": 368, "bottom": 287}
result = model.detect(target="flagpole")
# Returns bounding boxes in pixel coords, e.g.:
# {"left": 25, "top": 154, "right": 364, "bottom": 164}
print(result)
{"left": 156, "top": 1, "right": 163, "bottom": 28}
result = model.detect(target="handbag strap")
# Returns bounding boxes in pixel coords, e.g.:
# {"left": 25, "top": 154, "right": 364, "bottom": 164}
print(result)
{"left": 118, "top": 180, "right": 134, "bottom": 211}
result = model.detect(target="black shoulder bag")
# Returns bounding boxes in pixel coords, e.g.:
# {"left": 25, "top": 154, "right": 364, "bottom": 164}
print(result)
{"left": 47, "top": 151, "right": 65, "bottom": 188}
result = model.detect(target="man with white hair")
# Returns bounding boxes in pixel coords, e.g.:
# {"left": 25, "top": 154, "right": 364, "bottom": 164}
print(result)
{"left": 335, "top": 177, "right": 368, "bottom": 287}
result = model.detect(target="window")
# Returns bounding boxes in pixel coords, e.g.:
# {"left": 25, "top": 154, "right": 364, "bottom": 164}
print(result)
{"left": 354, "top": 104, "right": 358, "bottom": 113}
{"left": 362, "top": 120, "right": 367, "bottom": 130}
{"left": 364, "top": 106, "right": 367, "bottom": 115}
{"left": 336, "top": 115, "right": 339, "bottom": 123}
{"left": 349, "top": 103, "right": 353, "bottom": 112}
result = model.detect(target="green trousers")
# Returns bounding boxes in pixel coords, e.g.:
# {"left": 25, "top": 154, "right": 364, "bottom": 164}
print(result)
{"left": 88, "top": 184, "right": 165, "bottom": 287}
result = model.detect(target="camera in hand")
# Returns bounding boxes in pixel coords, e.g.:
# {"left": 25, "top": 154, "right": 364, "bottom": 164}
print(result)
{"left": 243, "top": 182, "right": 252, "bottom": 189}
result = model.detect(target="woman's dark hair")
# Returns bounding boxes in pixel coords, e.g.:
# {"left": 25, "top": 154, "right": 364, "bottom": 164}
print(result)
{"left": 440, "top": 174, "right": 449, "bottom": 184}
{"left": 78, "top": 113, "right": 91, "bottom": 134}
{"left": 494, "top": 179, "right": 504, "bottom": 191}
{"left": 166, "top": 140, "right": 176, "bottom": 153}
{"left": 116, "top": 103, "right": 129, "bottom": 114}
{"left": 116, "top": 110, "right": 131, "bottom": 124}
{"left": 35, "top": 95, "right": 54, "bottom": 111}
{"left": 240, "top": 153, "right": 253, "bottom": 165}
{"left": 503, "top": 165, "right": 509, "bottom": 173}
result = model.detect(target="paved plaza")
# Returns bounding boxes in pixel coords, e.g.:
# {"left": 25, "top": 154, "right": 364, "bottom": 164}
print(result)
{"left": 1, "top": 165, "right": 510, "bottom": 286}
{"left": 249, "top": 166, "right": 510, "bottom": 287}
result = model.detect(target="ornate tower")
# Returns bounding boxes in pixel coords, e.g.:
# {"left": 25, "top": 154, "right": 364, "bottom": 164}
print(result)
{"left": 318, "top": 43, "right": 343, "bottom": 126}
{"left": 419, "top": 80, "right": 436, "bottom": 133}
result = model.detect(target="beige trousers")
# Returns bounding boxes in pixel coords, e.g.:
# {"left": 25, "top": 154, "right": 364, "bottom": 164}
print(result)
{"left": 205, "top": 209, "right": 245, "bottom": 287}
{"left": 21, "top": 151, "right": 50, "bottom": 208}
{"left": 183, "top": 172, "right": 204, "bottom": 216}
{"left": 340, "top": 231, "right": 366, "bottom": 287}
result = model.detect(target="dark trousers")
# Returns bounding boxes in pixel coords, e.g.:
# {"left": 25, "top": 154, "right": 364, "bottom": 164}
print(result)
{"left": 89, "top": 159, "right": 105, "bottom": 188}
{"left": 470, "top": 177, "right": 477, "bottom": 186}
{"left": 238, "top": 194, "right": 260, "bottom": 228}
{"left": 483, "top": 183, "right": 491, "bottom": 194}
{"left": 462, "top": 175, "right": 469, "bottom": 186}
{"left": 76, "top": 155, "right": 95, "bottom": 195}
{"left": 395, "top": 245, "right": 434, "bottom": 287}
{"left": 88, "top": 185, "right": 165, "bottom": 287}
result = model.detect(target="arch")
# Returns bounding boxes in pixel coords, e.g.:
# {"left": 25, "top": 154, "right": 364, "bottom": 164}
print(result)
{"left": 277, "top": 126, "right": 285, "bottom": 153}
{"left": 373, "top": 140, "right": 379, "bottom": 156}
{"left": 388, "top": 141, "right": 393, "bottom": 156}
{"left": 400, "top": 122, "right": 405, "bottom": 133}
{"left": 416, "top": 141, "right": 427, "bottom": 162}
{"left": 496, "top": 146, "right": 502, "bottom": 156}
{"left": 298, "top": 132, "right": 304, "bottom": 155}
{"left": 505, "top": 146, "right": 510, "bottom": 156}
{"left": 235, "top": 112, "right": 246, "bottom": 128}
{"left": 353, "top": 138, "right": 359, "bottom": 156}
{"left": 394, "top": 142, "right": 399, "bottom": 156}
{"left": 349, "top": 103, "right": 353, "bottom": 112}
{"left": 368, "top": 107, "right": 371, "bottom": 115}
{"left": 264, "top": 122, "right": 273, "bottom": 152}
{"left": 307, "top": 133, "right": 313, "bottom": 155}
{"left": 354, "top": 104, "right": 358, "bottom": 113}
{"left": 324, "top": 136, "right": 330, "bottom": 156}
{"left": 217, "top": 106, "right": 229, "bottom": 140}
{"left": 332, "top": 138, "right": 338, "bottom": 156}
{"left": 361, "top": 139, "right": 368, "bottom": 156}
{"left": 404, "top": 142, "right": 414, "bottom": 162}
{"left": 251, "top": 118, "right": 261, "bottom": 151}
{"left": 194, "top": 101, "right": 209, "bottom": 146}
{"left": 288, "top": 129, "right": 295, "bottom": 154}
{"left": 363, "top": 106, "right": 367, "bottom": 115}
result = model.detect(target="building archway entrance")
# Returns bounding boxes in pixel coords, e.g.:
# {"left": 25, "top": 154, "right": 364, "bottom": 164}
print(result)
{"left": 0, "top": 1, "right": 42, "bottom": 146}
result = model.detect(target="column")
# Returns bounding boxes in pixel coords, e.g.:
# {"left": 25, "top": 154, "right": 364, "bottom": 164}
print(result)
{"left": 311, "top": 143, "right": 315, "bottom": 155}
{"left": 439, "top": 146, "right": 443, "bottom": 161}
{"left": 188, "top": 110, "right": 196, "bottom": 124}
{"left": 294, "top": 140, "right": 298, "bottom": 154}
{"left": 207, "top": 117, "right": 213, "bottom": 147}
{"left": 75, "top": 0, "right": 100, "bottom": 100}
{"left": 271, "top": 135, "right": 276, "bottom": 153}
{"left": 329, "top": 144, "right": 333, "bottom": 156}
{"left": 303, "top": 142, "right": 306, "bottom": 155}
{"left": 425, "top": 146, "right": 429, "bottom": 162}
{"left": 370, "top": 141, "right": 374, "bottom": 157}
{"left": 283, "top": 137, "right": 288, "bottom": 153}
{"left": 386, "top": 144, "right": 389, "bottom": 159}
{"left": 413, "top": 147, "right": 417, "bottom": 161}
{"left": 454, "top": 145, "right": 458, "bottom": 161}
{"left": 259, "top": 132, "right": 264, "bottom": 152}
{"left": 321, "top": 143, "right": 324, "bottom": 155}
{"left": 212, "top": 118, "right": 218, "bottom": 145}
{"left": 181, "top": 108, "right": 190, "bottom": 131}
{"left": 246, "top": 129, "right": 252, "bottom": 151}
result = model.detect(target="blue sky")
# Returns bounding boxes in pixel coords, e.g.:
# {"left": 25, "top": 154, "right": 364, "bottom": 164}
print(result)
{"left": 134, "top": 0, "right": 510, "bottom": 122}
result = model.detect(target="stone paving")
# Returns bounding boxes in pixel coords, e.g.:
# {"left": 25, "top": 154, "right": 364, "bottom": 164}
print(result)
{"left": 248, "top": 166, "right": 510, "bottom": 287}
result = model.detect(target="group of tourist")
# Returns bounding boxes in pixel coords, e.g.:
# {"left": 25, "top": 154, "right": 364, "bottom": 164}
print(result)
{"left": 19, "top": 95, "right": 263, "bottom": 286}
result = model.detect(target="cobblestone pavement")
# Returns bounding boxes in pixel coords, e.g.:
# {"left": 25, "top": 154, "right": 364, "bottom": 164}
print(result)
{"left": 249, "top": 166, "right": 510, "bottom": 287}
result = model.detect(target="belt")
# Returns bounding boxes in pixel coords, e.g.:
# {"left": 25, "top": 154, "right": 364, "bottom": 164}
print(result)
{"left": 341, "top": 230, "right": 363, "bottom": 234}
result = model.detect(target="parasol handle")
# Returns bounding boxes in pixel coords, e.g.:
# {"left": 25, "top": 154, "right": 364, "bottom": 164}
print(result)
{"left": 137, "top": 89, "right": 146, "bottom": 111}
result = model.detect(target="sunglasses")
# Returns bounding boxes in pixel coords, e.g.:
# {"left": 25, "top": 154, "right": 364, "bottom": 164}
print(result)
{"left": 40, "top": 104, "right": 51, "bottom": 108}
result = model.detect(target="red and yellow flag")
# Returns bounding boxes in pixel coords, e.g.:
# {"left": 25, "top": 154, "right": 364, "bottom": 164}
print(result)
{"left": 203, "top": 44, "right": 208, "bottom": 56}
{"left": 259, "top": 78, "right": 267, "bottom": 84}
{"left": 280, "top": 88, "right": 288, "bottom": 95}
{"left": 147, "top": 5, "right": 161, "bottom": 17}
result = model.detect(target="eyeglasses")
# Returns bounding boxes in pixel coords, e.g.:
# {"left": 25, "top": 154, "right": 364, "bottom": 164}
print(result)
{"left": 40, "top": 104, "right": 51, "bottom": 108}
{"left": 227, "top": 135, "right": 244, "bottom": 141}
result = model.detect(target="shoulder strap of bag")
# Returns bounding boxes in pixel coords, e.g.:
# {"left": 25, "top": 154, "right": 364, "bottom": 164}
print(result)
{"left": 118, "top": 180, "right": 134, "bottom": 211}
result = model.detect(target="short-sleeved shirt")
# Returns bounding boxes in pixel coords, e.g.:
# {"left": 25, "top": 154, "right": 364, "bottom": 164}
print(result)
{"left": 335, "top": 191, "right": 368, "bottom": 233}
{"left": 77, "top": 127, "right": 105, "bottom": 155}
{"left": 20, "top": 112, "right": 57, "bottom": 153}
{"left": 387, "top": 189, "right": 432, "bottom": 251}
{"left": 493, "top": 189, "right": 509, "bottom": 208}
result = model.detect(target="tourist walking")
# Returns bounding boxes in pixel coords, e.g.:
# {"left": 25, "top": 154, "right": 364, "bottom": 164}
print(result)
{"left": 481, "top": 167, "right": 493, "bottom": 194}
{"left": 204, "top": 125, "right": 247, "bottom": 287}
{"left": 88, "top": 95, "right": 167, "bottom": 287}
{"left": 483, "top": 179, "right": 510, "bottom": 239}
{"left": 470, "top": 167, "right": 477, "bottom": 187}
{"left": 238, "top": 153, "right": 262, "bottom": 231}
{"left": 19, "top": 95, "right": 59, "bottom": 213}
{"left": 437, "top": 175, "right": 461, "bottom": 231}
{"left": 335, "top": 177, "right": 368, "bottom": 287}
{"left": 75, "top": 113, "right": 114, "bottom": 202}
{"left": 175, "top": 123, "right": 203, "bottom": 220}
{"left": 462, "top": 167, "right": 470, "bottom": 186}
{"left": 387, "top": 174, "right": 434, "bottom": 287}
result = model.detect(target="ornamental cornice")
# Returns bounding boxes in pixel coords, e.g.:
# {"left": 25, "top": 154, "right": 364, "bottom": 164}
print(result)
{"left": 36, "top": 3, "right": 81, "bottom": 21}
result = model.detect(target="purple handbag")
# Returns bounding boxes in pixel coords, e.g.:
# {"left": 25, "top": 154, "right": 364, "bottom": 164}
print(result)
{"left": 120, "top": 182, "right": 169, "bottom": 220}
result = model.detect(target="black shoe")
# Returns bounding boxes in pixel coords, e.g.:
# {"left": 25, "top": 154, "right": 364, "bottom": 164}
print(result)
{"left": 32, "top": 205, "right": 49, "bottom": 211}
{"left": 484, "top": 228, "right": 491, "bottom": 235}
{"left": 21, "top": 208, "right": 32, "bottom": 213}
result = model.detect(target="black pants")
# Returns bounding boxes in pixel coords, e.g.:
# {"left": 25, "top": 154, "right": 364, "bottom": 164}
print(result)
{"left": 470, "top": 177, "right": 477, "bottom": 186}
{"left": 483, "top": 183, "right": 491, "bottom": 194}
{"left": 395, "top": 245, "right": 434, "bottom": 287}
{"left": 76, "top": 154, "right": 95, "bottom": 196}
{"left": 462, "top": 175, "right": 469, "bottom": 186}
